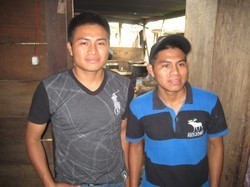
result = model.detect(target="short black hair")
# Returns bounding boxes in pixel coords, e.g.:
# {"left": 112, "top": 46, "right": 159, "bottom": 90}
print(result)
{"left": 67, "top": 10, "right": 110, "bottom": 44}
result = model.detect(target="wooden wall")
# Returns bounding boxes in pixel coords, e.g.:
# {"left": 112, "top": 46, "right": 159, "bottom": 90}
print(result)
{"left": 0, "top": 0, "right": 48, "bottom": 81}
{"left": 185, "top": 0, "right": 250, "bottom": 186}
{"left": 0, "top": 0, "right": 46, "bottom": 186}
{"left": 0, "top": 0, "right": 71, "bottom": 186}
{"left": 0, "top": 0, "right": 143, "bottom": 186}
{"left": 1, "top": 0, "right": 248, "bottom": 186}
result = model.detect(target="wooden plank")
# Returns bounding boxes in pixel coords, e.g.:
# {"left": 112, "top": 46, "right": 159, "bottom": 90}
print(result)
{"left": 185, "top": 0, "right": 218, "bottom": 89}
{"left": 0, "top": 118, "right": 53, "bottom": 164}
{"left": 112, "top": 47, "right": 144, "bottom": 61}
{"left": 212, "top": 0, "right": 250, "bottom": 186}
{"left": 0, "top": 45, "right": 48, "bottom": 80}
{"left": 0, "top": 164, "right": 54, "bottom": 187}
{"left": 0, "top": 81, "right": 39, "bottom": 118}
{"left": 0, "top": 0, "right": 45, "bottom": 43}
{"left": 0, "top": 140, "right": 53, "bottom": 164}
{"left": 243, "top": 98, "right": 250, "bottom": 185}
{"left": 0, "top": 118, "right": 52, "bottom": 145}
{"left": 45, "top": 0, "right": 70, "bottom": 74}
{"left": 0, "top": 118, "right": 27, "bottom": 145}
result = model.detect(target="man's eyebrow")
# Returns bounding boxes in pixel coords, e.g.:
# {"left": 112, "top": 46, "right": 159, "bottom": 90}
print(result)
{"left": 158, "top": 59, "right": 186, "bottom": 63}
{"left": 76, "top": 37, "right": 107, "bottom": 40}
{"left": 96, "top": 38, "right": 109, "bottom": 42}
{"left": 178, "top": 59, "right": 187, "bottom": 62}
{"left": 75, "top": 37, "right": 108, "bottom": 42}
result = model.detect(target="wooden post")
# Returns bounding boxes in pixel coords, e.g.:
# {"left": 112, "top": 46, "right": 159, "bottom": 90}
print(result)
{"left": 45, "top": 0, "right": 73, "bottom": 75}
{"left": 185, "top": 0, "right": 250, "bottom": 186}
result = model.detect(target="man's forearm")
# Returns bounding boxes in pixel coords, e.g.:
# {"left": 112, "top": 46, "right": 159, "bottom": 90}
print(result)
{"left": 129, "top": 142, "right": 143, "bottom": 187}
{"left": 121, "top": 119, "right": 130, "bottom": 187}
{"left": 27, "top": 140, "right": 54, "bottom": 186}
{"left": 208, "top": 137, "right": 224, "bottom": 187}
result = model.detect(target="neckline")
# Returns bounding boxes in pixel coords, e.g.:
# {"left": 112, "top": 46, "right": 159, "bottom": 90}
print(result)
{"left": 69, "top": 68, "right": 107, "bottom": 95}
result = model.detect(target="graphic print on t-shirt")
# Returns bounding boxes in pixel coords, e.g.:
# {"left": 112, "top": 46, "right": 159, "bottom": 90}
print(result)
{"left": 187, "top": 118, "right": 204, "bottom": 138}
{"left": 111, "top": 90, "right": 121, "bottom": 115}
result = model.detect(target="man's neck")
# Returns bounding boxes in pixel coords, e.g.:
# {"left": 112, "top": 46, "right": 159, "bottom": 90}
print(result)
{"left": 72, "top": 67, "right": 105, "bottom": 91}
{"left": 158, "top": 87, "right": 186, "bottom": 114}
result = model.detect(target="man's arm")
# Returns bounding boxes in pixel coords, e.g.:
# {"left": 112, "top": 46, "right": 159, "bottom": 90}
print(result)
{"left": 129, "top": 141, "right": 144, "bottom": 187}
{"left": 25, "top": 121, "right": 55, "bottom": 187}
{"left": 121, "top": 119, "right": 130, "bottom": 186}
{"left": 208, "top": 136, "right": 224, "bottom": 187}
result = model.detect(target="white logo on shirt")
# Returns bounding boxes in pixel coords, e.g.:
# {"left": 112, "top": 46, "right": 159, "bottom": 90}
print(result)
{"left": 187, "top": 118, "right": 204, "bottom": 137}
{"left": 111, "top": 91, "right": 121, "bottom": 115}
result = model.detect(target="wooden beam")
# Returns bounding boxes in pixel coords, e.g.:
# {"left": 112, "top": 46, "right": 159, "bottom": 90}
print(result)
{"left": 45, "top": 0, "right": 72, "bottom": 75}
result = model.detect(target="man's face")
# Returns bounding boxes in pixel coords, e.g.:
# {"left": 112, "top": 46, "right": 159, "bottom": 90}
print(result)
{"left": 67, "top": 24, "right": 110, "bottom": 72}
{"left": 147, "top": 48, "right": 188, "bottom": 94}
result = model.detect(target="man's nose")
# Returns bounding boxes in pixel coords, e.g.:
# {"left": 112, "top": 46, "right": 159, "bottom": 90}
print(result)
{"left": 170, "top": 65, "right": 179, "bottom": 75}
{"left": 88, "top": 43, "right": 97, "bottom": 54}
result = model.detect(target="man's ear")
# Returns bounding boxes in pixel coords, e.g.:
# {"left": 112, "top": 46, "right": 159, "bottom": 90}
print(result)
{"left": 67, "top": 42, "right": 73, "bottom": 56}
{"left": 147, "top": 64, "right": 154, "bottom": 77}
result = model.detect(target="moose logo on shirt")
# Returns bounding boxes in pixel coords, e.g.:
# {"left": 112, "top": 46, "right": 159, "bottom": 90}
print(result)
{"left": 187, "top": 118, "right": 204, "bottom": 138}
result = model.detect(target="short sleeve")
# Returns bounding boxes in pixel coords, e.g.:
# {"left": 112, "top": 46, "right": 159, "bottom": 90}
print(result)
{"left": 122, "top": 81, "right": 135, "bottom": 119}
{"left": 126, "top": 103, "right": 145, "bottom": 142}
{"left": 28, "top": 81, "right": 51, "bottom": 124}
{"left": 207, "top": 98, "right": 228, "bottom": 136}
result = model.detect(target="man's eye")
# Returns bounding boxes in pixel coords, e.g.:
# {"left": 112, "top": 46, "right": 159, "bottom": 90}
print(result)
{"left": 162, "top": 64, "right": 169, "bottom": 68}
{"left": 179, "top": 62, "right": 186, "bottom": 67}
{"left": 98, "top": 42, "right": 106, "bottom": 46}
{"left": 79, "top": 42, "right": 88, "bottom": 46}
